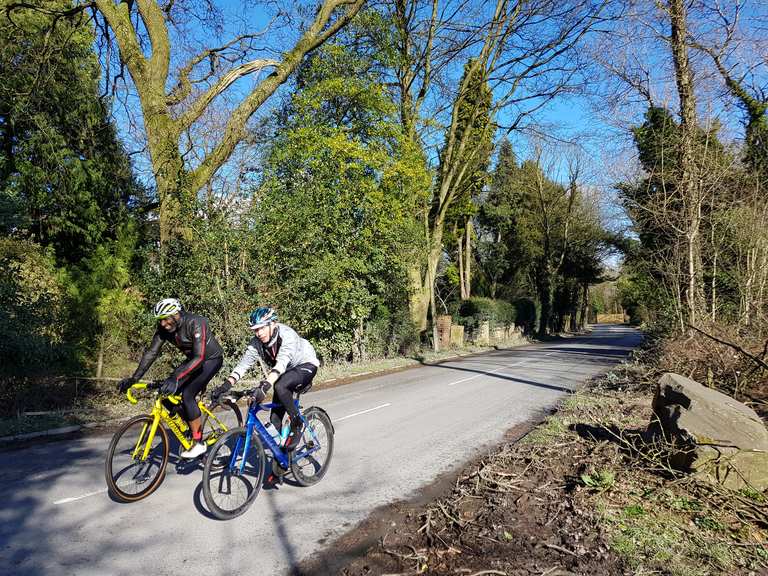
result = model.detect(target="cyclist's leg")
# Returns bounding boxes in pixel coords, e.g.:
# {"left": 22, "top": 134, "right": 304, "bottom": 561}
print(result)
{"left": 273, "top": 364, "right": 317, "bottom": 450}
{"left": 273, "top": 363, "right": 317, "bottom": 420}
{"left": 269, "top": 404, "right": 286, "bottom": 431}
{"left": 181, "top": 357, "right": 223, "bottom": 439}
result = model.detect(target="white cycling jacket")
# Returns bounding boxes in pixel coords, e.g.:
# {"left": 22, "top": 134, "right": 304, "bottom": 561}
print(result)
{"left": 228, "top": 323, "right": 319, "bottom": 383}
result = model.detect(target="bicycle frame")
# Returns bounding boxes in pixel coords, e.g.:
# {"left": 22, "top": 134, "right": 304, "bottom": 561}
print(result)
{"left": 126, "top": 382, "right": 229, "bottom": 458}
{"left": 231, "top": 399, "right": 320, "bottom": 472}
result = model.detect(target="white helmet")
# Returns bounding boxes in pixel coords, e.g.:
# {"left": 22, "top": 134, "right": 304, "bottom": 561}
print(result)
{"left": 153, "top": 298, "right": 182, "bottom": 319}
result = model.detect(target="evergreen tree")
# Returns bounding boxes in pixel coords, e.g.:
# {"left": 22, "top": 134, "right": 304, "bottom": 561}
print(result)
{"left": 476, "top": 139, "right": 527, "bottom": 299}
{"left": 0, "top": 2, "right": 145, "bottom": 374}
{"left": 0, "top": 1, "right": 139, "bottom": 263}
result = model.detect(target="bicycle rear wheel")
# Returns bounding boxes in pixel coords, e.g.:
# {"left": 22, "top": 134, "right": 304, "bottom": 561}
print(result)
{"left": 202, "top": 428, "right": 266, "bottom": 520}
{"left": 290, "top": 407, "right": 334, "bottom": 487}
{"left": 105, "top": 415, "right": 169, "bottom": 502}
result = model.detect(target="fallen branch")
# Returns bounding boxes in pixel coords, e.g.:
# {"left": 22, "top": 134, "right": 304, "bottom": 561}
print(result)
{"left": 687, "top": 324, "right": 768, "bottom": 371}
{"left": 543, "top": 543, "right": 580, "bottom": 557}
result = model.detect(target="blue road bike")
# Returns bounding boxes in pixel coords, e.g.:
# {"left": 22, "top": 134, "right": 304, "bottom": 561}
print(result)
{"left": 202, "top": 388, "right": 334, "bottom": 520}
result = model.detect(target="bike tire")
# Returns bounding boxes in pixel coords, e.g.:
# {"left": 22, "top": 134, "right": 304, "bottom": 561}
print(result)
{"left": 202, "top": 427, "right": 266, "bottom": 520}
{"left": 200, "top": 399, "right": 243, "bottom": 446}
{"left": 105, "top": 415, "right": 169, "bottom": 502}
{"left": 290, "top": 406, "right": 334, "bottom": 487}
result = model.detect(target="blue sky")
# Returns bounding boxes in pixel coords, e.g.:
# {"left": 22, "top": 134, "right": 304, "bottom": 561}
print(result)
{"left": 106, "top": 0, "right": 766, "bottom": 239}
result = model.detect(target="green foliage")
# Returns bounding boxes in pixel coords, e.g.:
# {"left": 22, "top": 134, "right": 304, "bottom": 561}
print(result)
{"left": 476, "top": 139, "right": 528, "bottom": 299}
{"left": 0, "top": 237, "right": 71, "bottom": 373}
{"left": 511, "top": 297, "right": 538, "bottom": 333}
{"left": 0, "top": 2, "right": 140, "bottom": 262}
{"left": 439, "top": 59, "right": 493, "bottom": 222}
{"left": 252, "top": 42, "right": 428, "bottom": 360}
{"left": 0, "top": 2, "right": 147, "bottom": 377}
{"left": 617, "top": 104, "right": 768, "bottom": 329}
{"left": 580, "top": 468, "right": 615, "bottom": 491}
{"left": 456, "top": 297, "right": 517, "bottom": 333}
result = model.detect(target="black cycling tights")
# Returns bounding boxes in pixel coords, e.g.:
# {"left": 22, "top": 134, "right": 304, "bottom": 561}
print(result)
{"left": 164, "top": 356, "right": 223, "bottom": 421}
{"left": 270, "top": 363, "right": 317, "bottom": 430}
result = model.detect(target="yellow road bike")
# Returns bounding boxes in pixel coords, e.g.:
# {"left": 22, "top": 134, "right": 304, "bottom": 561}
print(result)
{"left": 105, "top": 382, "right": 242, "bottom": 502}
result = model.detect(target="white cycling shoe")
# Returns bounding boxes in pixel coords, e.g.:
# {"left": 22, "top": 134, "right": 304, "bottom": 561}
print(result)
{"left": 180, "top": 442, "right": 206, "bottom": 459}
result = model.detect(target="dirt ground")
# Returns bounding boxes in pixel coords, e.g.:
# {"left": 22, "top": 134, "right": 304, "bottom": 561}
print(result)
{"left": 301, "top": 418, "right": 628, "bottom": 576}
{"left": 299, "top": 364, "right": 768, "bottom": 576}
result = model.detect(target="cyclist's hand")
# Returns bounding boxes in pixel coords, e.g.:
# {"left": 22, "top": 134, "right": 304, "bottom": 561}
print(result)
{"left": 250, "top": 386, "right": 266, "bottom": 404}
{"left": 258, "top": 379, "right": 272, "bottom": 395}
{"left": 159, "top": 378, "right": 180, "bottom": 395}
{"left": 210, "top": 381, "right": 231, "bottom": 403}
{"left": 118, "top": 376, "right": 137, "bottom": 393}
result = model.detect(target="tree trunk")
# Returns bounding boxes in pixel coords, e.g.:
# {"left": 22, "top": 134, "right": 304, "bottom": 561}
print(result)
{"left": 408, "top": 265, "right": 431, "bottom": 332}
{"left": 710, "top": 235, "right": 717, "bottom": 322}
{"left": 410, "top": 214, "right": 447, "bottom": 331}
{"left": 465, "top": 219, "right": 472, "bottom": 298}
{"left": 580, "top": 280, "right": 589, "bottom": 329}
{"left": 668, "top": 0, "right": 704, "bottom": 326}
{"left": 456, "top": 223, "right": 467, "bottom": 299}
{"left": 537, "top": 265, "right": 553, "bottom": 338}
{"left": 96, "top": 333, "right": 105, "bottom": 380}
{"left": 145, "top": 111, "right": 189, "bottom": 246}
{"left": 430, "top": 260, "right": 440, "bottom": 352}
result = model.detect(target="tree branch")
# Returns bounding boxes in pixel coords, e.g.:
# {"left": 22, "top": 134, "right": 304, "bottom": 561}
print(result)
{"left": 167, "top": 23, "right": 277, "bottom": 106}
{"left": 687, "top": 324, "right": 768, "bottom": 372}
{"left": 177, "top": 58, "right": 280, "bottom": 131}
{"left": 94, "top": 0, "right": 149, "bottom": 85}
{"left": 187, "top": 0, "right": 364, "bottom": 193}
{"left": 136, "top": 0, "right": 170, "bottom": 86}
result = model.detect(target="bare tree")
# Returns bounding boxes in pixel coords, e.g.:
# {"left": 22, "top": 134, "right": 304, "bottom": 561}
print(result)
{"left": 389, "top": 0, "right": 613, "bottom": 332}
{"left": 688, "top": 0, "right": 768, "bottom": 174}
{"left": 7, "top": 0, "right": 365, "bottom": 246}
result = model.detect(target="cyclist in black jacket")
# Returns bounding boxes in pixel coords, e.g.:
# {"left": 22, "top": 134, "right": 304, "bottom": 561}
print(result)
{"left": 118, "top": 298, "right": 223, "bottom": 459}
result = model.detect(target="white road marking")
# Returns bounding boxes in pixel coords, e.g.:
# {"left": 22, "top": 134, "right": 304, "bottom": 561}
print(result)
{"left": 53, "top": 488, "right": 108, "bottom": 505}
{"left": 336, "top": 403, "right": 391, "bottom": 422}
{"left": 447, "top": 361, "right": 526, "bottom": 386}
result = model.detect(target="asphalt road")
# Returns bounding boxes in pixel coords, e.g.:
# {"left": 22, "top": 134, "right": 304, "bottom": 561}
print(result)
{"left": 0, "top": 324, "right": 641, "bottom": 576}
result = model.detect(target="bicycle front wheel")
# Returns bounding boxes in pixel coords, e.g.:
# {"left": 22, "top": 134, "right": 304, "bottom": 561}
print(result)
{"left": 202, "top": 428, "right": 266, "bottom": 520}
{"left": 200, "top": 399, "right": 243, "bottom": 446}
{"left": 105, "top": 415, "right": 169, "bottom": 502}
{"left": 290, "top": 407, "right": 334, "bottom": 487}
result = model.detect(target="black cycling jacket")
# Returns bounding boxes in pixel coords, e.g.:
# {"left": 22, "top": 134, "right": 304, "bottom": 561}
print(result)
{"left": 132, "top": 312, "right": 223, "bottom": 384}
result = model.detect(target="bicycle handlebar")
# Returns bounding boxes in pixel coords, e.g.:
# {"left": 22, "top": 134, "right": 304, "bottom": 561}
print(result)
{"left": 126, "top": 381, "right": 182, "bottom": 405}
{"left": 126, "top": 382, "right": 148, "bottom": 404}
{"left": 222, "top": 388, "right": 257, "bottom": 402}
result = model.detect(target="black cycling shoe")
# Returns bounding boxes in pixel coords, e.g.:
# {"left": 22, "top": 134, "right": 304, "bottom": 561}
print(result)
{"left": 284, "top": 421, "right": 305, "bottom": 453}
{"left": 265, "top": 473, "right": 284, "bottom": 488}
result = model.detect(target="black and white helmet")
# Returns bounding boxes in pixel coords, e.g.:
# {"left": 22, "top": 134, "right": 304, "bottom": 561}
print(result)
{"left": 153, "top": 298, "right": 182, "bottom": 319}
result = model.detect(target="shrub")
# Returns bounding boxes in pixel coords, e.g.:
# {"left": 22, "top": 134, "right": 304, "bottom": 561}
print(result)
{"left": 0, "top": 237, "right": 74, "bottom": 374}
{"left": 512, "top": 297, "right": 538, "bottom": 333}
{"left": 456, "top": 297, "right": 519, "bottom": 334}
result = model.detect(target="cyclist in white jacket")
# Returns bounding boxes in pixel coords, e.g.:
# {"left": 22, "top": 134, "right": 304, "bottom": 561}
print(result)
{"left": 211, "top": 306, "right": 319, "bottom": 452}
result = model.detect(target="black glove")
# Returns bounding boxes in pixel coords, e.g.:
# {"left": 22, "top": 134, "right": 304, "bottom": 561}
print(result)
{"left": 118, "top": 376, "right": 137, "bottom": 393}
{"left": 159, "top": 377, "right": 180, "bottom": 395}
{"left": 210, "top": 381, "right": 232, "bottom": 403}
{"left": 250, "top": 380, "right": 271, "bottom": 404}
